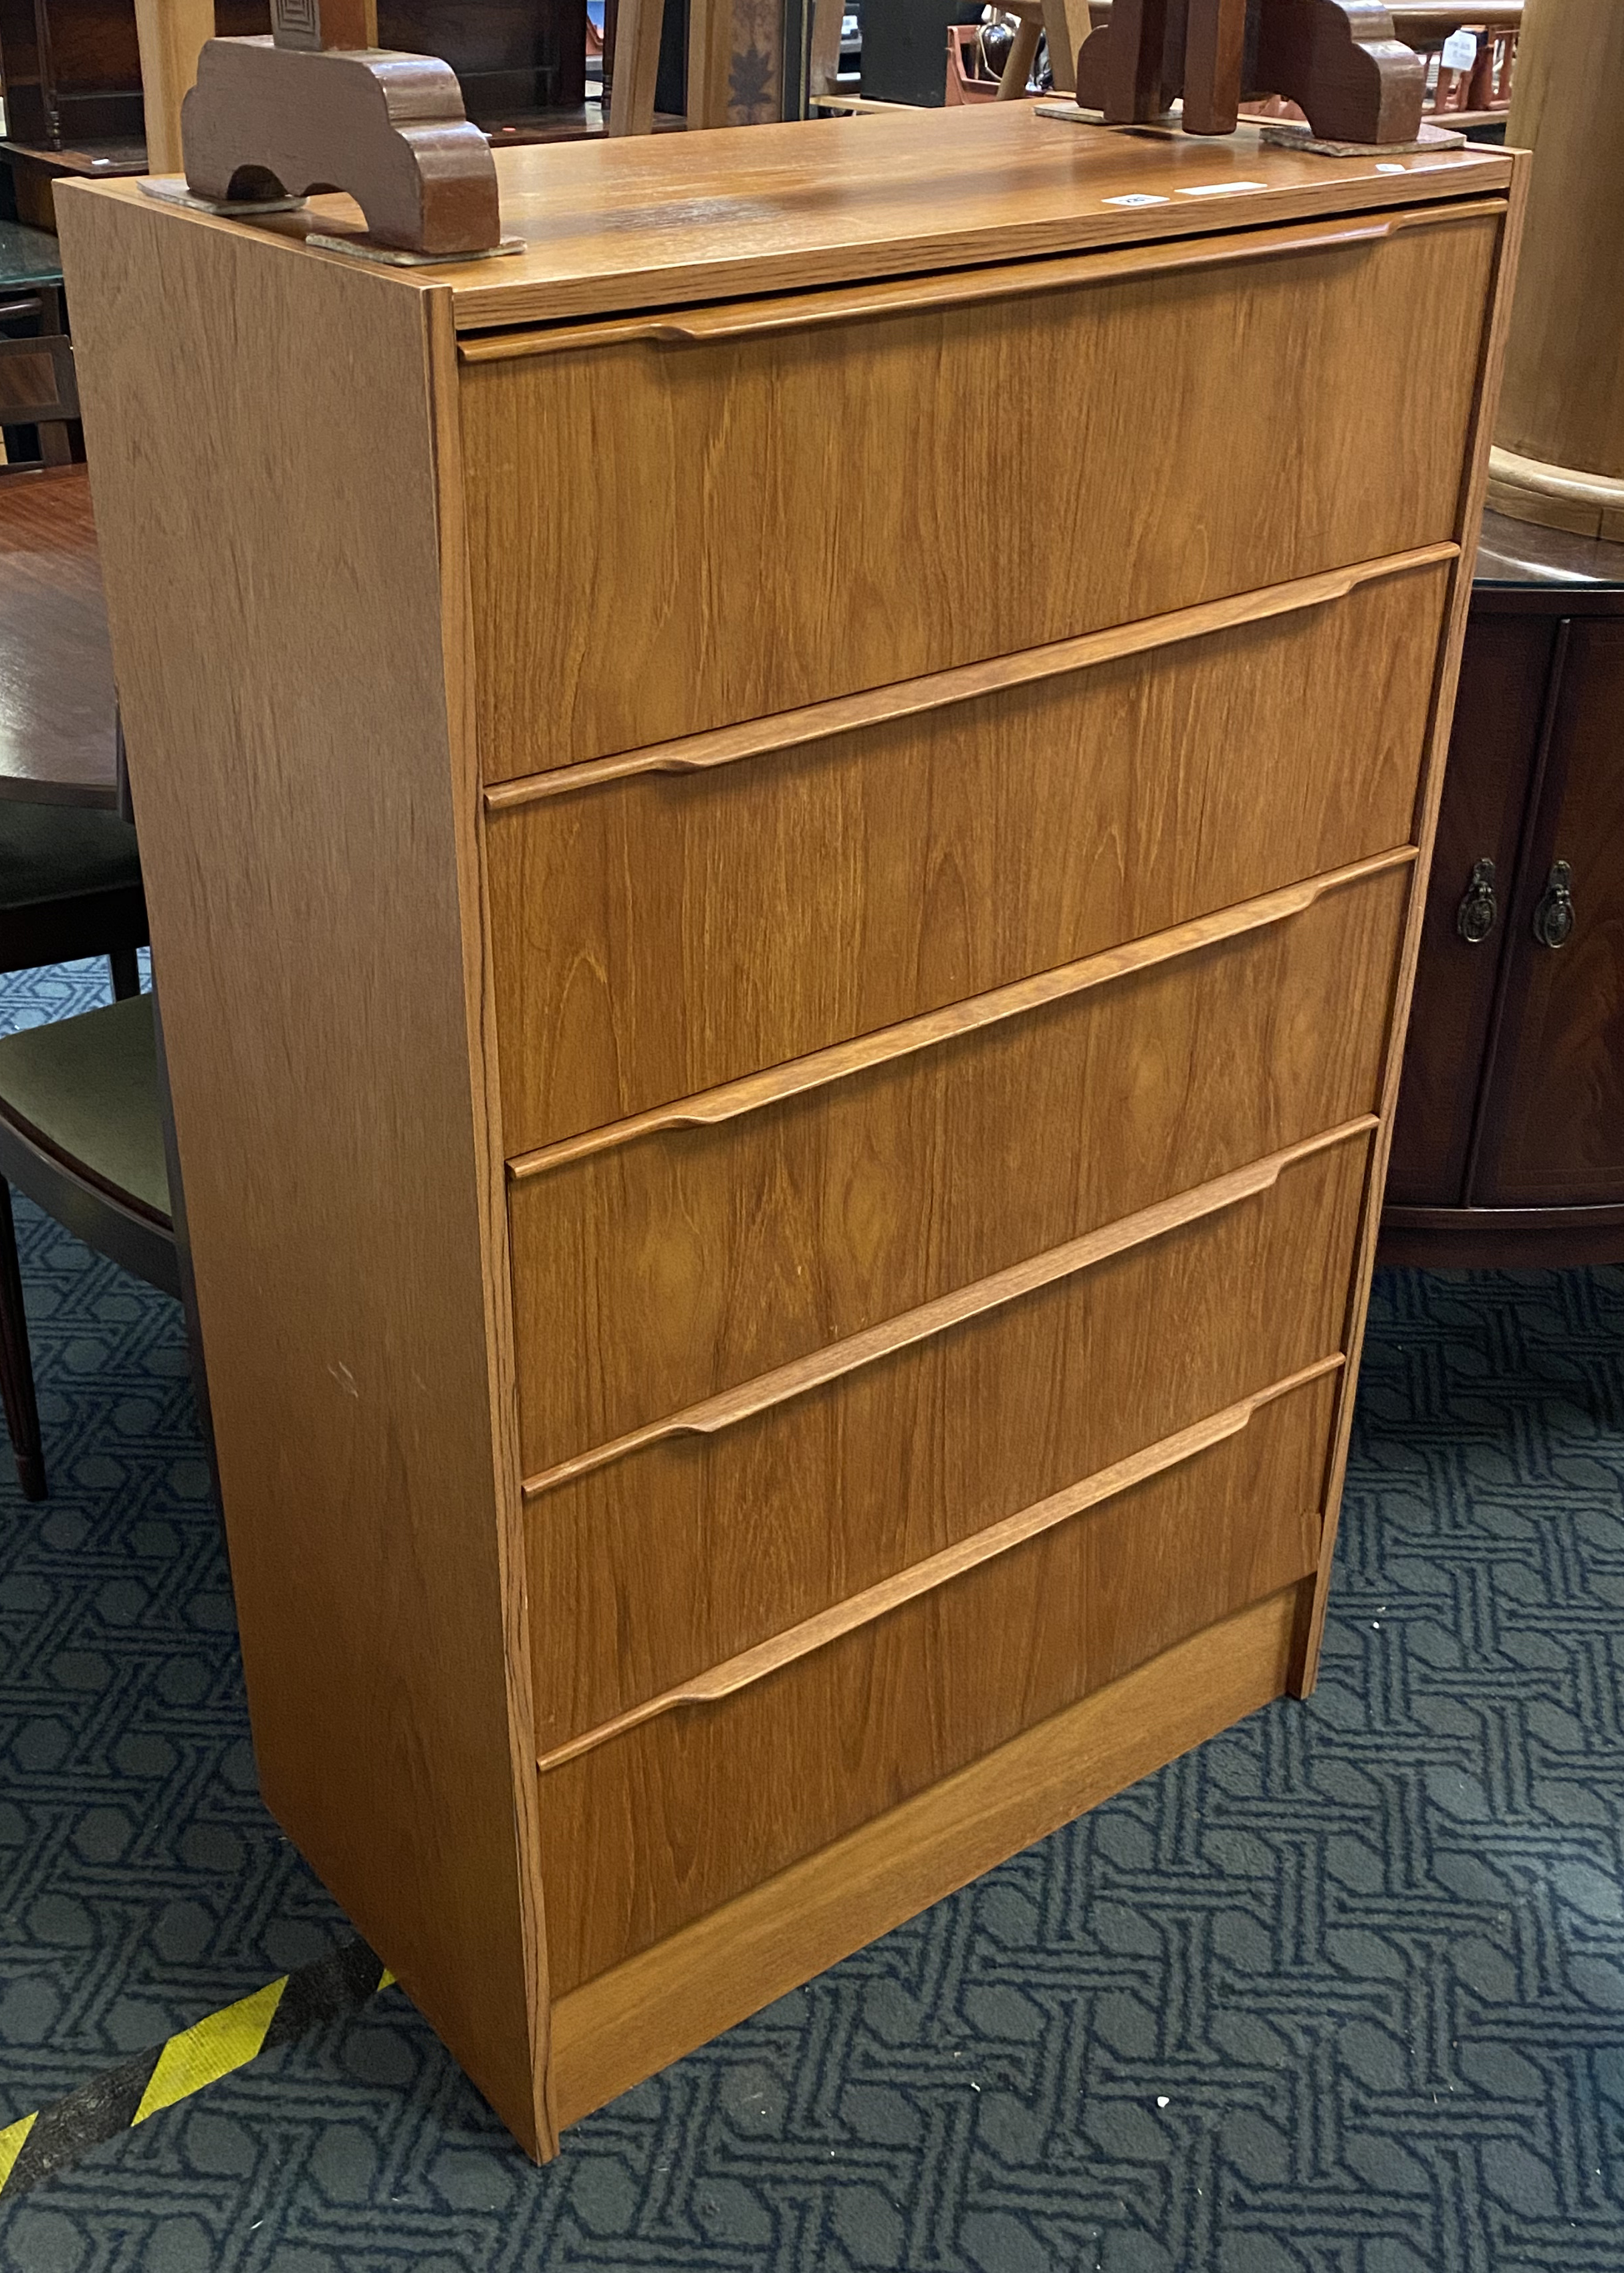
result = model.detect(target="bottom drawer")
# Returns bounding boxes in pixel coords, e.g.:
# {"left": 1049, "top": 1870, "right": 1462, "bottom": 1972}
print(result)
{"left": 538, "top": 1363, "right": 1337, "bottom": 1995}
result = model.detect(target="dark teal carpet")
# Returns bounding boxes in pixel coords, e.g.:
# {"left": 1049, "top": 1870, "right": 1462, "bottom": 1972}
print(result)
{"left": 2, "top": 958, "right": 1623, "bottom": 2270}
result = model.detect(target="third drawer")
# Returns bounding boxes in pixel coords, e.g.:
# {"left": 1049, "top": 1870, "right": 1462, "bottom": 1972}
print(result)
{"left": 509, "top": 858, "right": 1409, "bottom": 1478}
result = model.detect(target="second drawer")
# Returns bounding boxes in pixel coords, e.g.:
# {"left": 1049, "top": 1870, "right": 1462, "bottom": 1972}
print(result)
{"left": 488, "top": 560, "right": 1447, "bottom": 1151}
{"left": 509, "top": 859, "right": 1408, "bottom": 1476}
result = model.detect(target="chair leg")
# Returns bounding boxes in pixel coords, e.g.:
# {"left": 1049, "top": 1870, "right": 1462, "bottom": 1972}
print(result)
{"left": 0, "top": 1181, "right": 45, "bottom": 1500}
{"left": 109, "top": 946, "right": 142, "bottom": 1001}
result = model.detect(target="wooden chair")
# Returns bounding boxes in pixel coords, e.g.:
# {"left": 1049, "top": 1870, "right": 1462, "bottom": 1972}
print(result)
{"left": 0, "top": 990, "right": 177, "bottom": 1500}
{"left": 0, "top": 803, "right": 148, "bottom": 1003}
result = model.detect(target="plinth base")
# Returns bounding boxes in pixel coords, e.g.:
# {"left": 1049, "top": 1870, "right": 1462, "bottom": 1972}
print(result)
{"left": 1487, "top": 446, "right": 1624, "bottom": 544}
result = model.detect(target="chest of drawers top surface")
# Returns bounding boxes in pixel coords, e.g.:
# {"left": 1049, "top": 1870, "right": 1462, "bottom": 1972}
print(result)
{"left": 84, "top": 102, "right": 1510, "bottom": 331}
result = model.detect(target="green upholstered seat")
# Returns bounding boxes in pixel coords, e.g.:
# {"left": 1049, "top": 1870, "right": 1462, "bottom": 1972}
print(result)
{"left": 0, "top": 803, "right": 144, "bottom": 911}
{"left": 0, "top": 992, "right": 168, "bottom": 1220}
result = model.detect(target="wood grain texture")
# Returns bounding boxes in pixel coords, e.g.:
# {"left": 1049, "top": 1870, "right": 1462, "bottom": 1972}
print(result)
{"left": 421, "top": 290, "right": 556, "bottom": 2155}
{"left": 506, "top": 853, "right": 1412, "bottom": 1178}
{"left": 461, "top": 207, "right": 1496, "bottom": 774}
{"left": 1291, "top": 160, "right": 1530, "bottom": 1697}
{"left": 1496, "top": 0, "right": 1624, "bottom": 488}
{"left": 481, "top": 547, "right": 1456, "bottom": 805}
{"left": 455, "top": 215, "right": 1487, "bottom": 364}
{"left": 525, "top": 1129, "right": 1369, "bottom": 1780}
{"left": 508, "top": 866, "right": 1408, "bottom": 1473}
{"left": 537, "top": 1363, "right": 1332, "bottom": 1992}
{"left": 0, "top": 465, "right": 119, "bottom": 809}
{"left": 520, "top": 1123, "right": 1375, "bottom": 1495}
{"left": 1385, "top": 611, "right": 1558, "bottom": 1210}
{"left": 52, "top": 188, "right": 550, "bottom": 2156}
{"left": 132, "top": 0, "right": 215, "bottom": 175}
{"left": 1469, "top": 622, "right": 1624, "bottom": 1207}
{"left": 441, "top": 108, "right": 1504, "bottom": 326}
{"left": 534, "top": 1357, "right": 1344, "bottom": 1771}
{"left": 72, "top": 105, "right": 1512, "bottom": 332}
{"left": 487, "top": 564, "right": 1446, "bottom": 1146}
{"left": 548, "top": 1582, "right": 1301, "bottom": 2124}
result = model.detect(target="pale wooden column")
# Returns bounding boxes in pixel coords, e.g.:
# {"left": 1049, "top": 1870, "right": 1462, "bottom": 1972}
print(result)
{"left": 608, "top": 0, "right": 667, "bottom": 130}
{"left": 133, "top": 0, "right": 383, "bottom": 175}
{"left": 133, "top": 0, "right": 217, "bottom": 175}
{"left": 1488, "top": 0, "right": 1624, "bottom": 539}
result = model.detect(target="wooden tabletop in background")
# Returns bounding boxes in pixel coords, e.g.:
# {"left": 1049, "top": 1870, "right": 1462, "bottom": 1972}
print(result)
{"left": 0, "top": 465, "right": 118, "bottom": 809}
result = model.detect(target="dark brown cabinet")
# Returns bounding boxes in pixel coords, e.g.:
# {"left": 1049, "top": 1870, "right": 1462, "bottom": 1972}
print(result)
{"left": 1384, "top": 512, "right": 1624, "bottom": 1266}
{"left": 0, "top": 0, "right": 588, "bottom": 169}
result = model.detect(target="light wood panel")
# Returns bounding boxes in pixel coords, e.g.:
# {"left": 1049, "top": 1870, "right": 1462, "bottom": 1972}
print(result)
{"left": 72, "top": 108, "right": 1512, "bottom": 335}
{"left": 1291, "top": 161, "right": 1533, "bottom": 1699}
{"left": 487, "top": 564, "right": 1446, "bottom": 1145}
{"left": 52, "top": 189, "right": 551, "bottom": 2157}
{"left": 132, "top": 0, "right": 217, "bottom": 176}
{"left": 482, "top": 548, "right": 1454, "bottom": 801}
{"left": 550, "top": 1581, "right": 1301, "bottom": 2123}
{"left": 538, "top": 1369, "right": 1333, "bottom": 1993}
{"left": 508, "top": 865, "right": 1407, "bottom": 1472}
{"left": 1495, "top": 0, "right": 1624, "bottom": 496}
{"left": 395, "top": 104, "right": 1510, "bottom": 328}
{"left": 526, "top": 1129, "right": 1369, "bottom": 1767}
{"left": 462, "top": 209, "right": 1497, "bottom": 772}
{"left": 534, "top": 1357, "right": 1343, "bottom": 1772}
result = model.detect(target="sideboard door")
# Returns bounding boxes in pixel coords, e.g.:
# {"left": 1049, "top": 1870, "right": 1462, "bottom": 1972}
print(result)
{"left": 1469, "top": 621, "right": 1624, "bottom": 1207}
{"left": 1385, "top": 614, "right": 1557, "bottom": 1208}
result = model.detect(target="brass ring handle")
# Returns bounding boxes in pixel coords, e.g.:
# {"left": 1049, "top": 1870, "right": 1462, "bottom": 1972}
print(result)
{"left": 1456, "top": 856, "right": 1496, "bottom": 944}
{"left": 1532, "top": 861, "right": 1574, "bottom": 950}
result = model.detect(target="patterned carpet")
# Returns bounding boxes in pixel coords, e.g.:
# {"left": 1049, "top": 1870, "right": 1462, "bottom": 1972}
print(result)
{"left": 1, "top": 958, "right": 1623, "bottom": 2270}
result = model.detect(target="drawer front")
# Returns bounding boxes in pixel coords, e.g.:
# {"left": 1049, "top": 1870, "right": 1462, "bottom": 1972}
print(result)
{"left": 509, "top": 863, "right": 1407, "bottom": 1475}
{"left": 463, "top": 209, "right": 1496, "bottom": 776}
{"left": 537, "top": 1367, "right": 1337, "bottom": 1995}
{"left": 526, "top": 1128, "right": 1367, "bottom": 1765}
{"left": 489, "top": 561, "right": 1447, "bottom": 1150}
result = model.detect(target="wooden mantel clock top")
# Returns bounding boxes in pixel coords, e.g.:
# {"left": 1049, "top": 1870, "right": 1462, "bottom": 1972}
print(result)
{"left": 178, "top": 0, "right": 501, "bottom": 257}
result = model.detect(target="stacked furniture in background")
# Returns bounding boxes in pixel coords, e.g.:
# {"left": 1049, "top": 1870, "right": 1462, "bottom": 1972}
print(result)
{"left": 0, "top": 0, "right": 602, "bottom": 225}
{"left": 1383, "top": 515, "right": 1624, "bottom": 1267}
{"left": 59, "top": 106, "right": 1523, "bottom": 2156}
{"left": 1384, "top": 0, "right": 1624, "bottom": 1265}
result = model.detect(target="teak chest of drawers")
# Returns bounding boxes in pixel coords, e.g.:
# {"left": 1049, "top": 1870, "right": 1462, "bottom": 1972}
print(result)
{"left": 57, "top": 104, "right": 1526, "bottom": 2159}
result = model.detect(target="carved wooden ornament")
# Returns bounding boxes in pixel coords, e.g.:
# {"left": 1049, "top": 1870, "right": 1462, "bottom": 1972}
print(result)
{"left": 181, "top": 35, "right": 501, "bottom": 257}
{"left": 1078, "top": 0, "right": 1425, "bottom": 144}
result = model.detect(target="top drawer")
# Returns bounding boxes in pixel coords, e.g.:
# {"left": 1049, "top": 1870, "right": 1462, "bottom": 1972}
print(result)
{"left": 461, "top": 205, "right": 1499, "bottom": 778}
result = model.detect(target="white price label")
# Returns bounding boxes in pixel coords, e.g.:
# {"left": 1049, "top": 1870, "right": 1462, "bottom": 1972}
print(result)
{"left": 1441, "top": 27, "right": 1478, "bottom": 69}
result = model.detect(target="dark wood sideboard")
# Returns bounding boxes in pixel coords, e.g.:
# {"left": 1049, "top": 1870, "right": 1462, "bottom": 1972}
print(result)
{"left": 1383, "top": 510, "right": 1624, "bottom": 1267}
{"left": 0, "top": 0, "right": 595, "bottom": 228}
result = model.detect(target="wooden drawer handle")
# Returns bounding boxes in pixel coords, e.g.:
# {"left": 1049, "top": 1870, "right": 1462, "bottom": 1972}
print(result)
{"left": 532, "top": 1352, "right": 1344, "bottom": 1775}
{"left": 462, "top": 200, "right": 1504, "bottom": 365}
{"left": 519, "top": 1117, "right": 1375, "bottom": 1500}
{"left": 508, "top": 849, "right": 1414, "bottom": 1181}
{"left": 614, "top": 221, "right": 1397, "bottom": 343}
{"left": 1456, "top": 857, "right": 1497, "bottom": 944}
{"left": 485, "top": 547, "right": 1458, "bottom": 813}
